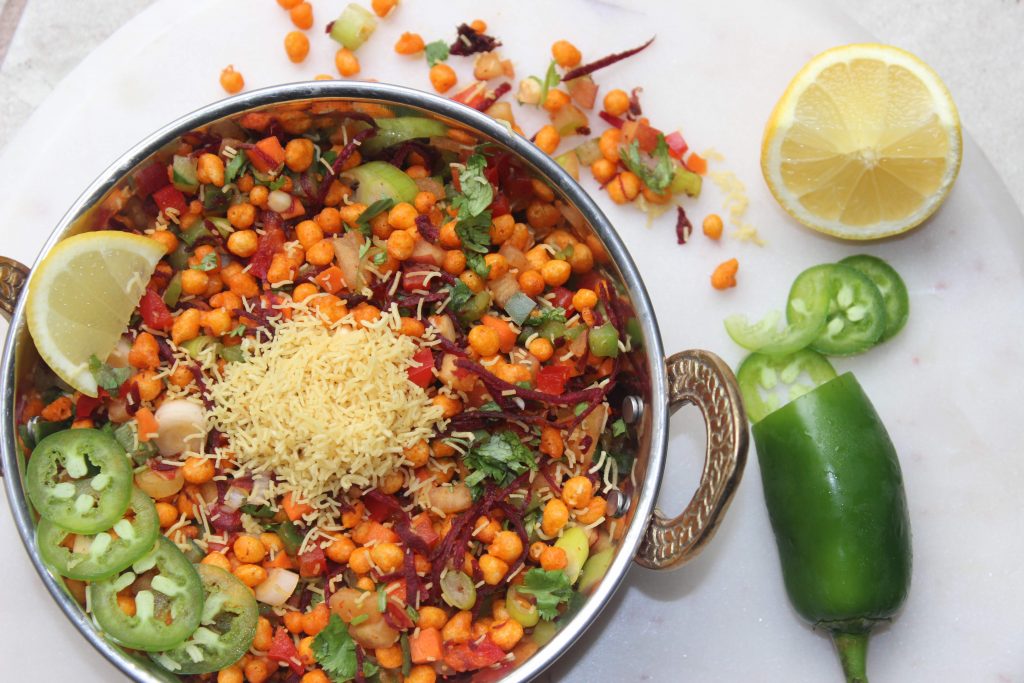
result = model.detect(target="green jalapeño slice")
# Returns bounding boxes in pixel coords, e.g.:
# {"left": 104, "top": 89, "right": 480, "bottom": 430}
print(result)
{"left": 788, "top": 264, "right": 887, "bottom": 356}
{"left": 151, "top": 565, "right": 258, "bottom": 674}
{"left": 37, "top": 487, "right": 159, "bottom": 581}
{"left": 839, "top": 254, "right": 910, "bottom": 342}
{"left": 26, "top": 428, "right": 132, "bottom": 534}
{"left": 89, "top": 537, "right": 204, "bottom": 651}
{"left": 737, "top": 349, "right": 837, "bottom": 423}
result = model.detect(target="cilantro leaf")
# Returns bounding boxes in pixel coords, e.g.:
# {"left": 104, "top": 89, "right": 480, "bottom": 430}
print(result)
{"left": 517, "top": 568, "right": 574, "bottom": 620}
{"left": 265, "top": 175, "right": 288, "bottom": 191}
{"left": 522, "top": 306, "right": 566, "bottom": 327}
{"left": 538, "top": 60, "right": 561, "bottom": 107}
{"left": 451, "top": 154, "right": 493, "bottom": 220}
{"left": 372, "top": 251, "right": 387, "bottom": 265}
{"left": 224, "top": 154, "right": 247, "bottom": 185}
{"left": 191, "top": 252, "right": 219, "bottom": 272}
{"left": 463, "top": 431, "right": 538, "bottom": 497}
{"left": 447, "top": 280, "right": 473, "bottom": 311}
{"left": 464, "top": 251, "right": 491, "bottom": 279}
{"left": 425, "top": 40, "right": 450, "bottom": 67}
{"left": 227, "top": 324, "right": 247, "bottom": 338}
{"left": 312, "top": 614, "right": 378, "bottom": 681}
{"left": 88, "top": 355, "right": 132, "bottom": 392}
{"left": 620, "top": 134, "right": 676, "bottom": 194}
{"left": 455, "top": 212, "right": 492, "bottom": 255}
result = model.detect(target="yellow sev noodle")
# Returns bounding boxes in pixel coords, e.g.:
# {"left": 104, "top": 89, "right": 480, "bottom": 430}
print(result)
{"left": 206, "top": 306, "right": 445, "bottom": 505}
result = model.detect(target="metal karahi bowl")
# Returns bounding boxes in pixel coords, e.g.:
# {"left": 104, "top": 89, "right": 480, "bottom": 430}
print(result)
{"left": 0, "top": 81, "right": 747, "bottom": 682}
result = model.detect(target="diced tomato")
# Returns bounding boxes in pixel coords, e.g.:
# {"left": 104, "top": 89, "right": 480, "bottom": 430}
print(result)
{"left": 452, "top": 81, "right": 489, "bottom": 110}
{"left": 384, "top": 600, "right": 415, "bottom": 630}
{"left": 622, "top": 119, "right": 663, "bottom": 153}
{"left": 549, "top": 286, "right": 574, "bottom": 311}
{"left": 410, "top": 512, "right": 439, "bottom": 550}
{"left": 489, "top": 192, "right": 510, "bottom": 217}
{"left": 268, "top": 627, "right": 303, "bottom": 675}
{"left": 314, "top": 266, "right": 346, "bottom": 294}
{"left": 151, "top": 185, "right": 188, "bottom": 218}
{"left": 246, "top": 136, "right": 286, "bottom": 174}
{"left": 133, "top": 162, "right": 169, "bottom": 198}
{"left": 536, "top": 365, "right": 571, "bottom": 395}
{"left": 402, "top": 271, "right": 432, "bottom": 293}
{"left": 297, "top": 546, "right": 326, "bottom": 578}
{"left": 664, "top": 131, "right": 689, "bottom": 158}
{"left": 248, "top": 226, "right": 285, "bottom": 280}
{"left": 74, "top": 390, "right": 107, "bottom": 420}
{"left": 443, "top": 637, "right": 506, "bottom": 673}
{"left": 407, "top": 348, "right": 435, "bottom": 388}
{"left": 139, "top": 289, "right": 174, "bottom": 330}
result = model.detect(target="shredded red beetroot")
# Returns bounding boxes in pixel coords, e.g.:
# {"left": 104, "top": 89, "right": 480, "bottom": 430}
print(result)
{"left": 415, "top": 213, "right": 439, "bottom": 243}
{"left": 455, "top": 358, "right": 602, "bottom": 406}
{"left": 676, "top": 205, "right": 693, "bottom": 244}
{"left": 186, "top": 365, "right": 214, "bottom": 409}
{"left": 562, "top": 36, "right": 655, "bottom": 81}
{"left": 449, "top": 23, "right": 501, "bottom": 56}
{"left": 628, "top": 87, "right": 643, "bottom": 118}
{"left": 354, "top": 646, "right": 367, "bottom": 683}
{"left": 389, "top": 140, "right": 437, "bottom": 169}
{"left": 477, "top": 82, "right": 512, "bottom": 111}
{"left": 124, "top": 382, "right": 142, "bottom": 416}
{"left": 341, "top": 111, "right": 380, "bottom": 130}
{"left": 599, "top": 111, "right": 626, "bottom": 129}
{"left": 433, "top": 336, "right": 468, "bottom": 358}
{"left": 315, "top": 127, "right": 376, "bottom": 205}
{"left": 447, "top": 410, "right": 547, "bottom": 432}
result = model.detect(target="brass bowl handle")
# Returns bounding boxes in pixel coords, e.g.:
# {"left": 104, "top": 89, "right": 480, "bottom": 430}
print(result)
{"left": 636, "top": 349, "right": 748, "bottom": 570}
{"left": 0, "top": 256, "right": 30, "bottom": 324}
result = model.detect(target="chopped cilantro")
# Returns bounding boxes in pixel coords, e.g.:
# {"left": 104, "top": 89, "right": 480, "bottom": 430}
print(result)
{"left": 523, "top": 306, "right": 566, "bottom": 327}
{"left": 265, "top": 175, "right": 288, "bottom": 191}
{"left": 227, "top": 324, "right": 247, "bottom": 338}
{"left": 425, "top": 40, "right": 450, "bottom": 67}
{"left": 463, "top": 431, "right": 538, "bottom": 497}
{"left": 358, "top": 238, "right": 372, "bottom": 260}
{"left": 451, "top": 154, "right": 493, "bottom": 219}
{"left": 464, "top": 250, "right": 491, "bottom": 278}
{"left": 355, "top": 197, "right": 395, "bottom": 235}
{"left": 350, "top": 614, "right": 369, "bottom": 626}
{"left": 621, "top": 134, "right": 676, "bottom": 194}
{"left": 224, "top": 154, "right": 247, "bottom": 185}
{"left": 611, "top": 418, "right": 628, "bottom": 437}
{"left": 552, "top": 243, "right": 575, "bottom": 261}
{"left": 447, "top": 280, "right": 473, "bottom": 311}
{"left": 372, "top": 251, "right": 387, "bottom": 265}
{"left": 312, "top": 614, "right": 378, "bottom": 681}
{"left": 239, "top": 504, "right": 275, "bottom": 519}
{"left": 191, "top": 252, "right": 219, "bottom": 272}
{"left": 538, "top": 60, "right": 561, "bottom": 107}
{"left": 88, "top": 355, "right": 132, "bottom": 392}
{"left": 478, "top": 401, "right": 501, "bottom": 413}
{"left": 517, "top": 568, "right": 574, "bottom": 620}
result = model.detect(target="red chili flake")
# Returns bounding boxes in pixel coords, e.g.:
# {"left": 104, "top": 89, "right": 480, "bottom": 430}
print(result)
{"left": 676, "top": 205, "right": 694, "bottom": 244}
{"left": 561, "top": 36, "right": 655, "bottom": 81}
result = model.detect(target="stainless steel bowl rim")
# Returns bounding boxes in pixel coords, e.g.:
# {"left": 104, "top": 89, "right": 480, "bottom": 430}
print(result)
{"left": 0, "top": 81, "right": 669, "bottom": 683}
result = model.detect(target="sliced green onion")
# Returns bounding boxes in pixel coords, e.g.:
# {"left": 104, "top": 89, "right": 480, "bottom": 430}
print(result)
{"left": 330, "top": 3, "right": 377, "bottom": 50}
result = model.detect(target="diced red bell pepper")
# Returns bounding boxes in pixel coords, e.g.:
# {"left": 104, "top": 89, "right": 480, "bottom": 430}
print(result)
{"left": 443, "top": 637, "right": 506, "bottom": 673}
{"left": 297, "top": 546, "right": 327, "bottom": 578}
{"left": 139, "top": 289, "right": 174, "bottom": 330}
{"left": 151, "top": 185, "right": 188, "bottom": 218}
{"left": 536, "top": 365, "right": 571, "bottom": 395}
{"left": 134, "top": 162, "right": 170, "bottom": 198}
{"left": 75, "top": 390, "right": 107, "bottom": 419}
{"left": 248, "top": 226, "right": 285, "bottom": 280}
{"left": 268, "top": 627, "right": 304, "bottom": 675}
{"left": 407, "top": 348, "right": 435, "bottom": 388}
{"left": 664, "top": 131, "right": 689, "bottom": 159}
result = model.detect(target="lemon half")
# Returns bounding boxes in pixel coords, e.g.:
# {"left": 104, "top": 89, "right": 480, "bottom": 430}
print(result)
{"left": 762, "top": 43, "right": 962, "bottom": 240}
{"left": 26, "top": 231, "right": 165, "bottom": 396}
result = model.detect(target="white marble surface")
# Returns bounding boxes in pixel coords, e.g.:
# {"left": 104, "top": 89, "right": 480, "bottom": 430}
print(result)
{"left": 1, "top": 1, "right": 1024, "bottom": 682}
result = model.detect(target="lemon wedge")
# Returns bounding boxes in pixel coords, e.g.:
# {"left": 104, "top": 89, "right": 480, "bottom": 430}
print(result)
{"left": 26, "top": 231, "right": 165, "bottom": 396}
{"left": 761, "top": 44, "right": 961, "bottom": 240}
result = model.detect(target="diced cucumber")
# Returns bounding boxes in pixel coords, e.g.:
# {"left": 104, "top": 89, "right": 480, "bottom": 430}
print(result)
{"left": 554, "top": 526, "right": 590, "bottom": 584}
{"left": 577, "top": 547, "right": 614, "bottom": 593}
{"left": 359, "top": 117, "right": 449, "bottom": 156}
{"left": 180, "top": 336, "right": 217, "bottom": 359}
{"left": 344, "top": 161, "right": 418, "bottom": 205}
{"left": 329, "top": 4, "right": 377, "bottom": 50}
{"left": 554, "top": 150, "right": 580, "bottom": 180}
{"left": 163, "top": 273, "right": 182, "bottom": 308}
{"left": 172, "top": 156, "right": 198, "bottom": 193}
{"left": 670, "top": 165, "right": 702, "bottom": 197}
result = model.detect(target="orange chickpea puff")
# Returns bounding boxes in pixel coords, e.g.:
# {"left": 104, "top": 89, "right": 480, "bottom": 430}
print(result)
{"left": 711, "top": 258, "right": 739, "bottom": 290}
{"left": 219, "top": 65, "right": 244, "bottom": 94}
{"left": 335, "top": 48, "right": 361, "bottom": 77}
{"left": 395, "top": 32, "right": 424, "bottom": 55}
{"left": 429, "top": 63, "right": 457, "bottom": 93}
{"left": 285, "top": 31, "right": 310, "bottom": 63}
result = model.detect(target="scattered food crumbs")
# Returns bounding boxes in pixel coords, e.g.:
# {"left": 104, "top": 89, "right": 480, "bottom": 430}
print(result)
{"left": 709, "top": 170, "right": 764, "bottom": 245}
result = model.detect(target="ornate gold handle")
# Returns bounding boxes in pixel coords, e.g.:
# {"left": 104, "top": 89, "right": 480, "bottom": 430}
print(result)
{"left": 0, "top": 256, "right": 30, "bottom": 323}
{"left": 636, "top": 349, "right": 748, "bottom": 570}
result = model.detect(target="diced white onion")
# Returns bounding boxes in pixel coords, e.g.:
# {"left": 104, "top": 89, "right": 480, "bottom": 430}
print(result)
{"left": 268, "top": 190, "right": 292, "bottom": 213}
{"left": 222, "top": 486, "right": 249, "bottom": 512}
{"left": 254, "top": 568, "right": 299, "bottom": 606}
